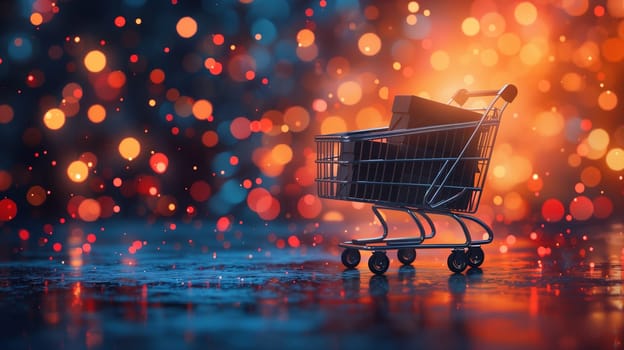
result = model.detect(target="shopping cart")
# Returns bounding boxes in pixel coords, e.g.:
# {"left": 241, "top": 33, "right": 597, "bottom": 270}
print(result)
{"left": 315, "top": 84, "right": 517, "bottom": 274}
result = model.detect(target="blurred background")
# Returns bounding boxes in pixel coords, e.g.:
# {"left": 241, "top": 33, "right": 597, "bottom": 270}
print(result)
{"left": 0, "top": 0, "right": 623, "bottom": 253}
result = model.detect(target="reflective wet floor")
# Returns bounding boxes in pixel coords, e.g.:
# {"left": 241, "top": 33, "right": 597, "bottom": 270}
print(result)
{"left": 1, "top": 222, "right": 622, "bottom": 349}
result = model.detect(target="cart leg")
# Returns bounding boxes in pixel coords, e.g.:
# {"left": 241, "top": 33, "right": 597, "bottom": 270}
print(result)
{"left": 411, "top": 209, "right": 436, "bottom": 239}
{"left": 351, "top": 206, "right": 390, "bottom": 244}
{"left": 455, "top": 213, "right": 494, "bottom": 245}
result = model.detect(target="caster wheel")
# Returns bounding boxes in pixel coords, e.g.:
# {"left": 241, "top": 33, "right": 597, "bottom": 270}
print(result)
{"left": 465, "top": 246, "right": 485, "bottom": 268}
{"left": 341, "top": 248, "right": 361, "bottom": 269}
{"left": 447, "top": 250, "right": 467, "bottom": 273}
{"left": 368, "top": 252, "right": 390, "bottom": 275}
{"left": 397, "top": 248, "right": 416, "bottom": 265}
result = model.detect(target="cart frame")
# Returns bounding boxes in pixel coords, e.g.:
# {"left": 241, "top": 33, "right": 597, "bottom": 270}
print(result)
{"left": 315, "top": 84, "right": 517, "bottom": 274}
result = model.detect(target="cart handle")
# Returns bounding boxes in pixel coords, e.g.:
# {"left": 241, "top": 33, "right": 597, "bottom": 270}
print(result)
{"left": 451, "top": 84, "right": 518, "bottom": 106}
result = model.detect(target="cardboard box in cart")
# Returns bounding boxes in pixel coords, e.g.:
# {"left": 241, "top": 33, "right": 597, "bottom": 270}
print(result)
{"left": 337, "top": 94, "right": 483, "bottom": 210}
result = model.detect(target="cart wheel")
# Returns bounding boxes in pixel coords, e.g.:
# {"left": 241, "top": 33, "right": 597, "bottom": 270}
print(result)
{"left": 465, "top": 246, "right": 485, "bottom": 268}
{"left": 397, "top": 248, "right": 416, "bottom": 265}
{"left": 447, "top": 250, "right": 467, "bottom": 273}
{"left": 368, "top": 252, "right": 390, "bottom": 275}
{"left": 341, "top": 248, "right": 361, "bottom": 269}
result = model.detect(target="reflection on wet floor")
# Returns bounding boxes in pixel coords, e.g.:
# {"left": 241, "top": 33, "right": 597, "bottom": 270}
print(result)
{"left": 0, "top": 225, "right": 622, "bottom": 350}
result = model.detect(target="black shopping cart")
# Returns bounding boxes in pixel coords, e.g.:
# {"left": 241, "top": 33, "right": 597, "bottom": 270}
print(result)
{"left": 315, "top": 84, "right": 517, "bottom": 274}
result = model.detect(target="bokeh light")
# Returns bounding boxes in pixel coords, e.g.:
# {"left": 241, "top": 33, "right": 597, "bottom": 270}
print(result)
{"left": 84, "top": 50, "right": 107, "bottom": 73}
{"left": 118, "top": 137, "right": 141, "bottom": 161}
{"left": 67, "top": 161, "right": 89, "bottom": 183}
{"left": 43, "top": 108, "right": 66, "bottom": 130}
{"left": 176, "top": 16, "right": 198, "bottom": 38}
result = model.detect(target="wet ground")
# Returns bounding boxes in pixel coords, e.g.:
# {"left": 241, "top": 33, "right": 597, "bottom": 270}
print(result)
{"left": 1, "top": 221, "right": 623, "bottom": 350}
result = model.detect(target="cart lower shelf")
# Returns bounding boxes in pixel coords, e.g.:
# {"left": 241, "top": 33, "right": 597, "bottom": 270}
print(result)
{"left": 336, "top": 205, "right": 493, "bottom": 275}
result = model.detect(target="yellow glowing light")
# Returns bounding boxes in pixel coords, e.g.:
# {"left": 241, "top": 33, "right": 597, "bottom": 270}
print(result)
{"left": 30, "top": 12, "right": 43, "bottom": 26}
{"left": 534, "top": 110, "right": 564, "bottom": 136}
{"left": 493, "top": 195, "right": 503, "bottom": 206}
{"left": 520, "top": 42, "right": 544, "bottom": 65}
{"left": 493, "top": 165, "right": 507, "bottom": 178}
{"left": 356, "top": 106, "right": 385, "bottom": 129}
{"left": 598, "top": 90, "right": 618, "bottom": 111}
{"left": 378, "top": 86, "right": 389, "bottom": 100}
{"left": 587, "top": 128, "right": 610, "bottom": 150}
{"left": 118, "top": 137, "right": 141, "bottom": 161}
{"left": 406, "top": 14, "right": 417, "bottom": 25}
{"left": 606, "top": 148, "right": 624, "bottom": 171}
{"left": 407, "top": 1, "right": 420, "bottom": 13}
{"left": 480, "top": 48, "right": 499, "bottom": 67}
{"left": 43, "top": 108, "right": 66, "bottom": 130}
{"left": 296, "top": 29, "right": 315, "bottom": 47}
{"left": 87, "top": 104, "right": 106, "bottom": 123}
{"left": 497, "top": 32, "right": 521, "bottom": 56}
{"left": 337, "top": 81, "right": 362, "bottom": 106}
{"left": 358, "top": 32, "right": 382, "bottom": 56}
{"left": 67, "top": 161, "right": 89, "bottom": 183}
{"left": 480, "top": 12, "right": 506, "bottom": 37}
{"left": 176, "top": 16, "right": 198, "bottom": 38}
{"left": 461, "top": 17, "right": 480, "bottom": 36}
{"left": 430, "top": 50, "right": 450, "bottom": 71}
{"left": 514, "top": 2, "right": 537, "bottom": 26}
{"left": 321, "top": 116, "right": 348, "bottom": 134}
{"left": 148, "top": 99, "right": 156, "bottom": 107}
{"left": 84, "top": 50, "right": 107, "bottom": 73}
{"left": 271, "top": 144, "right": 293, "bottom": 165}
{"left": 561, "top": 72, "right": 584, "bottom": 91}
{"left": 192, "top": 99, "right": 213, "bottom": 120}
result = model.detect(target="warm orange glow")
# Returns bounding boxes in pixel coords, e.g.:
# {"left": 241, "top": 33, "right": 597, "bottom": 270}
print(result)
{"left": 606, "top": 148, "right": 624, "bottom": 170}
{"left": 430, "top": 50, "right": 450, "bottom": 70}
{"left": 337, "top": 81, "right": 362, "bottom": 105}
{"left": 78, "top": 198, "right": 101, "bottom": 222}
{"left": 67, "top": 161, "right": 89, "bottom": 183}
{"left": 271, "top": 144, "right": 293, "bottom": 165}
{"left": 87, "top": 104, "right": 106, "bottom": 123}
{"left": 176, "top": 16, "right": 198, "bottom": 38}
{"left": 84, "top": 50, "right": 107, "bottom": 73}
{"left": 43, "top": 108, "right": 66, "bottom": 130}
{"left": 296, "top": 29, "right": 315, "bottom": 47}
{"left": 283, "top": 106, "right": 310, "bottom": 132}
{"left": 597, "top": 90, "right": 617, "bottom": 111}
{"left": 192, "top": 99, "right": 213, "bottom": 120}
{"left": 514, "top": 2, "right": 538, "bottom": 26}
{"left": 461, "top": 17, "right": 480, "bottom": 36}
{"left": 321, "top": 116, "right": 348, "bottom": 134}
{"left": 30, "top": 12, "right": 43, "bottom": 26}
{"left": 118, "top": 137, "right": 141, "bottom": 161}
{"left": 358, "top": 32, "right": 382, "bottom": 56}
